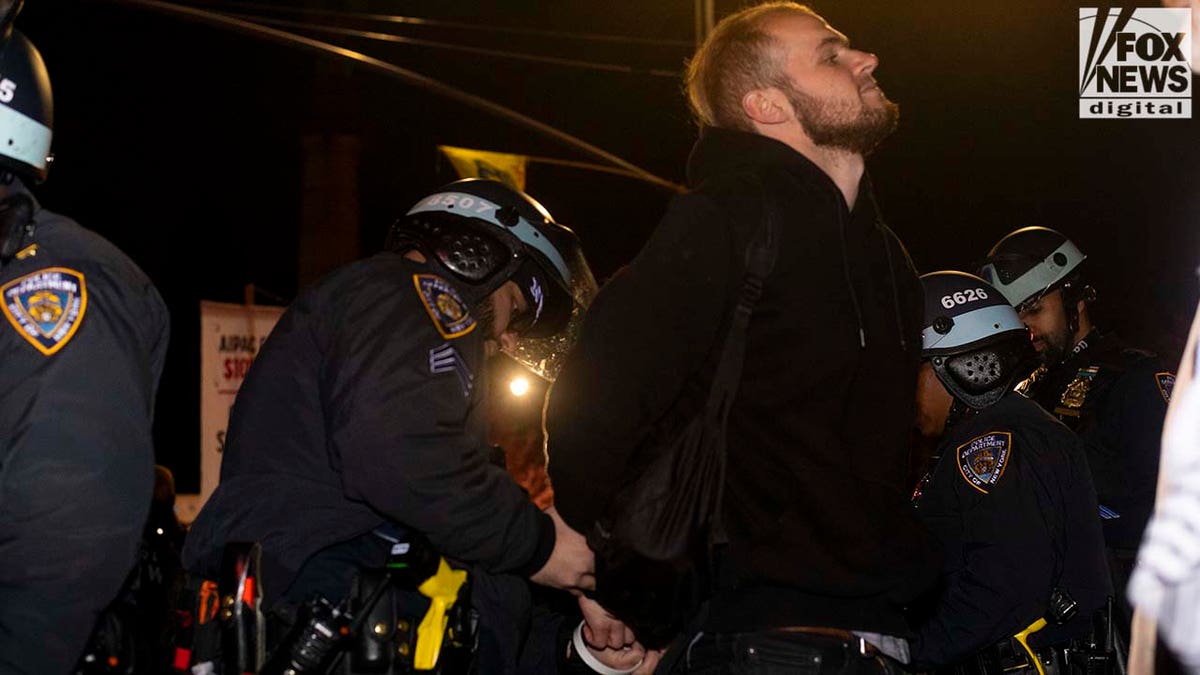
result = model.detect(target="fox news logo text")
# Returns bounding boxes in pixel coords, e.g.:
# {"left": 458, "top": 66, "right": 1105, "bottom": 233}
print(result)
{"left": 1080, "top": 8, "right": 1192, "bottom": 119}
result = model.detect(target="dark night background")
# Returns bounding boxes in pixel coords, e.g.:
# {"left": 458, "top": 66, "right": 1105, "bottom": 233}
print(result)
{"left": 17, "top": 0, "right": 1200, "bottom": 493}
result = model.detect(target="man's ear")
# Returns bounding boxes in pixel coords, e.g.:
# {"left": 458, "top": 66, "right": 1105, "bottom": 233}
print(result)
{"left": 742, "top": 88, "right": 790, "bottom": 126}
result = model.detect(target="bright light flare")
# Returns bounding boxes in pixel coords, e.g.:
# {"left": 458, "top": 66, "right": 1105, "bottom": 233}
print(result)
{"left": 509, "top": 376, "right": 530, "bottom": 397}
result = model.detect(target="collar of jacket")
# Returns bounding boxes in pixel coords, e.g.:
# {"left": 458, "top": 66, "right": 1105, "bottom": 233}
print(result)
{"left": 684, "top": 126, "right": 873, "bottom": 208}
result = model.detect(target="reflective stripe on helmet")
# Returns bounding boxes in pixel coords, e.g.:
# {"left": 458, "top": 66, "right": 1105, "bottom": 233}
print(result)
{"left": 407, "top": 191, "right": 571, "bottom": 285}
{"left": 978, "top": 239, "right": 1086, "bottom": 308}
{"left": 0, "top": 102, "right": 49, "bottom": 174}
{"left": 922, "top": 303, "right": 1026, "bottom": 354}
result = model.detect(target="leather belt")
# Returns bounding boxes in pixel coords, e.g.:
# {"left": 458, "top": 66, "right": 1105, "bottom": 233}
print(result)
{"left": 774, "top": 626, "right": 880, "bottom": 657}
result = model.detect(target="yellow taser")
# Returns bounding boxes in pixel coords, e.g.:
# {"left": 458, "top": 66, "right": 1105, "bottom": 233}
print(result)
{"left": 414, "top": 558, "right": 468, "bottom": 670}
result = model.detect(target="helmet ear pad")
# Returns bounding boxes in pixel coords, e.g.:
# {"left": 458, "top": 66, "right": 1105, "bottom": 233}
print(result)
{"left": 1057, "top": 272, "right": 1096, "bottom": 334}
{"left": 931, "top": 335, "right": 1035, "bottom": 409}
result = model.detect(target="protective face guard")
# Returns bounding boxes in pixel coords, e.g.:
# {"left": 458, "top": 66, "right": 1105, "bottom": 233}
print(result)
{"left": 931, "top": 336, "right": 1036, "bottom": 410}
{"left": 392, "top": 211, "right": 523, "bottom": 289}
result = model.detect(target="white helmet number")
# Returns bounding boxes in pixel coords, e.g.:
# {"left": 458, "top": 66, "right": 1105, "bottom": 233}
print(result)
{"left": 941, "top": 287, "right": 989, "bottom": 309}
{"left": 0, "top": 79, "right": 16, "bottom": 104}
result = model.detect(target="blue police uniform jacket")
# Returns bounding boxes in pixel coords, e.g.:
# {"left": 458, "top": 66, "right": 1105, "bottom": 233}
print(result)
{"left": 1021, "top": 329, "right": 1172, "bottom": 550}
{"left": 0, "top": 179, "right": 169, "bottom": 674}
{"left": 910, "top": 394, "right": 1111, "bottom": 668}
{"left": 181, "top": 254, "right": 554, "bottom": 608}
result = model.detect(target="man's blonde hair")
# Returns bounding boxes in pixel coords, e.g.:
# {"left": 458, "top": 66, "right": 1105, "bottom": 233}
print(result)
{"left": 685, "top": 2, "right": 818, "bottom": 131}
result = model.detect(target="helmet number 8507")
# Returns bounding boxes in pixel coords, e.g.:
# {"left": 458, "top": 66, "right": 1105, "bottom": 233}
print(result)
{"left": 941, "top": 288, "right": 988, "bottom": 309}
{"left": 420, "top": 193, "right": 493, "bottom": 214}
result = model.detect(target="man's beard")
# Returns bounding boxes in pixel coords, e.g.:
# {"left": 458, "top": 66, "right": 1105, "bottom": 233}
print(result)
{"left": 1037, "top": 327, "right": 1073, "bottom": 367}
{"left": 786, "top": 85, "right": 899, "bottom": 155}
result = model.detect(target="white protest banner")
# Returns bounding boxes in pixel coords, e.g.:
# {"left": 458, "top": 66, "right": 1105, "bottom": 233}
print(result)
{"left": 177, "top": 300, "right": 284, "bottom": 524}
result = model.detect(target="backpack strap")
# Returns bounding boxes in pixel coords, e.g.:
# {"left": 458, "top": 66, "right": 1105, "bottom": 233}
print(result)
{"left": 705, "top": 176, "right": 780, "bottom": 546}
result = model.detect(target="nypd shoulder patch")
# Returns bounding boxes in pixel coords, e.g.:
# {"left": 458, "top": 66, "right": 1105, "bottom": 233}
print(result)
{"left": 957, "top": 431, "right": 1012, "bottom": 494}
{"left": 1155, "top": 372, "right": 1175, "bottom": 404}
{"left": 1, "top": 266, "right": 87, "bottom": 356}
{"left": 413, "top": 274, "right": 475, "bottom": 339}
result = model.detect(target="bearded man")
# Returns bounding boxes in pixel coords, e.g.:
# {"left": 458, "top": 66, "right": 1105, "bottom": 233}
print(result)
{"left": 545, "top": 3, "right": 940, "bottom": 672}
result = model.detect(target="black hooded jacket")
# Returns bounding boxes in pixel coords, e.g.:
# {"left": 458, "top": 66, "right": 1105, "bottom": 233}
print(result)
{"left": 547, "top": 128, "right": 940, "bottom": 635}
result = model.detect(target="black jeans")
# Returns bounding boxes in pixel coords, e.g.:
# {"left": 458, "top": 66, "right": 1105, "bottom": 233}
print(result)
{"left": 675, "top": 631, "right": 904, "bottom": 675}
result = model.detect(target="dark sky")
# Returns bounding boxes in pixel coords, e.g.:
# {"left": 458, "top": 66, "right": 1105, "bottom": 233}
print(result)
{"left": 19, "top": 0, "right": 1200, "bottom": 491}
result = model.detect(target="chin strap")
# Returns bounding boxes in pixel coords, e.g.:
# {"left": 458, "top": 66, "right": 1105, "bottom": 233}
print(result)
{"left": 1061, "top": 280, "right": 1097, "bottom": 337}
{"left": 0, "top": 192, "right": 34, "bottom": 265}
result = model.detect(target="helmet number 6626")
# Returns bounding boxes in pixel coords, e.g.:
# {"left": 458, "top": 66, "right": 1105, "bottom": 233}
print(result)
{"left": 941, "top": 288, "right": 989, "bottom": 309}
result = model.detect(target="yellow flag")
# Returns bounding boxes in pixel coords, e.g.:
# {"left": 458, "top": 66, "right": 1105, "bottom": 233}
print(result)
{"left": 439, "top": 146, "right": 527, "bottom": 191}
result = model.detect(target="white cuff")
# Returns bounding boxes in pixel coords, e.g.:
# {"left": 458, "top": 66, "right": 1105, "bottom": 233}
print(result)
{"left": 572, "top": 621, "right": 644, "bottom": 675}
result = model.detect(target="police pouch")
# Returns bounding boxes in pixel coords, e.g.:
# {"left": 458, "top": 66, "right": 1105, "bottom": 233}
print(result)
{"left": 1048, "top": 587, "right": 1079, "bottom": 625}
{"left": 588, "top": 192, "right": 778, "bottom": 650}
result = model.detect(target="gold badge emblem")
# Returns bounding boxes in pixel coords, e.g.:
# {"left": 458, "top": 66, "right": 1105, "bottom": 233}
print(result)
{"left": 436, "top": 293, "right": 465, "bottom": 321}
{"left": 1059, "top": 366, "right": 1099, "bottom": 410}
{"left": 971, "top": 451, "right": 996, "bottom": 476}
{"left": 27, "top": 290, "right": 64, "bottom": 323}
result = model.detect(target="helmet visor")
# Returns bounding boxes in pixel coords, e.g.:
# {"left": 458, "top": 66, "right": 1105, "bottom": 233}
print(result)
{"left": 506, "top": 258, "right": 573, "bottom": 339}
{"left": 977, "top": 239, "right": 1086, "bottom": 309}
{"left": 509, "top": 244, "right": 598, "bottom": 381}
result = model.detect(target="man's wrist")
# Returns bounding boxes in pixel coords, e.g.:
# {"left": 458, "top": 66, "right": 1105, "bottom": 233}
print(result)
{"left": 570, "top": 621, "right": 643, "bottom": 675}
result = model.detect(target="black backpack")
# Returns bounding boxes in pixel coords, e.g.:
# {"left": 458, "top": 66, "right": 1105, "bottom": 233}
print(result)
{"left": 586, "top": 191, "right": 779, "bottom": 649}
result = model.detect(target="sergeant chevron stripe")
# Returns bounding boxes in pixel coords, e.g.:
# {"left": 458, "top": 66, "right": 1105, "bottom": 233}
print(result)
{"left": 429, "top": 343, "right": 474, "bottom": 397}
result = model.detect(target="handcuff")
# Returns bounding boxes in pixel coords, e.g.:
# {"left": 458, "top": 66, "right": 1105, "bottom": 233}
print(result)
{"left": 571, "top": 621, "right": 644, "bottom": 675}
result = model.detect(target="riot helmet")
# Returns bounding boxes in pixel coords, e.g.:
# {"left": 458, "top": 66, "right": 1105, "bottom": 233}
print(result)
{"left": 977, "top": 227, "right": 1087, "bottom": 313}
{"left": 921, "top": 271, "right": 1034, "bottom": 409}
{"left": 0, "top": 26, "right": 51, "bottom": 183}
{"left": 388, "top": 178, "right": 597, "bottom": 379}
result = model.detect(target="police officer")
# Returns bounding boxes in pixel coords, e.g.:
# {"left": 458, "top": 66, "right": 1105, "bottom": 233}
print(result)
{"left": 979, "top": 226, "right": 1171, "bottom": 635}
{"left": 909, "top": 272, "right": 1110, "bottom": 670}
{"left": 181, "top": 178, "right": 599, "bottom": 671}
{"left": 0, "top": 13, "right": 170, "bottom": 674}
